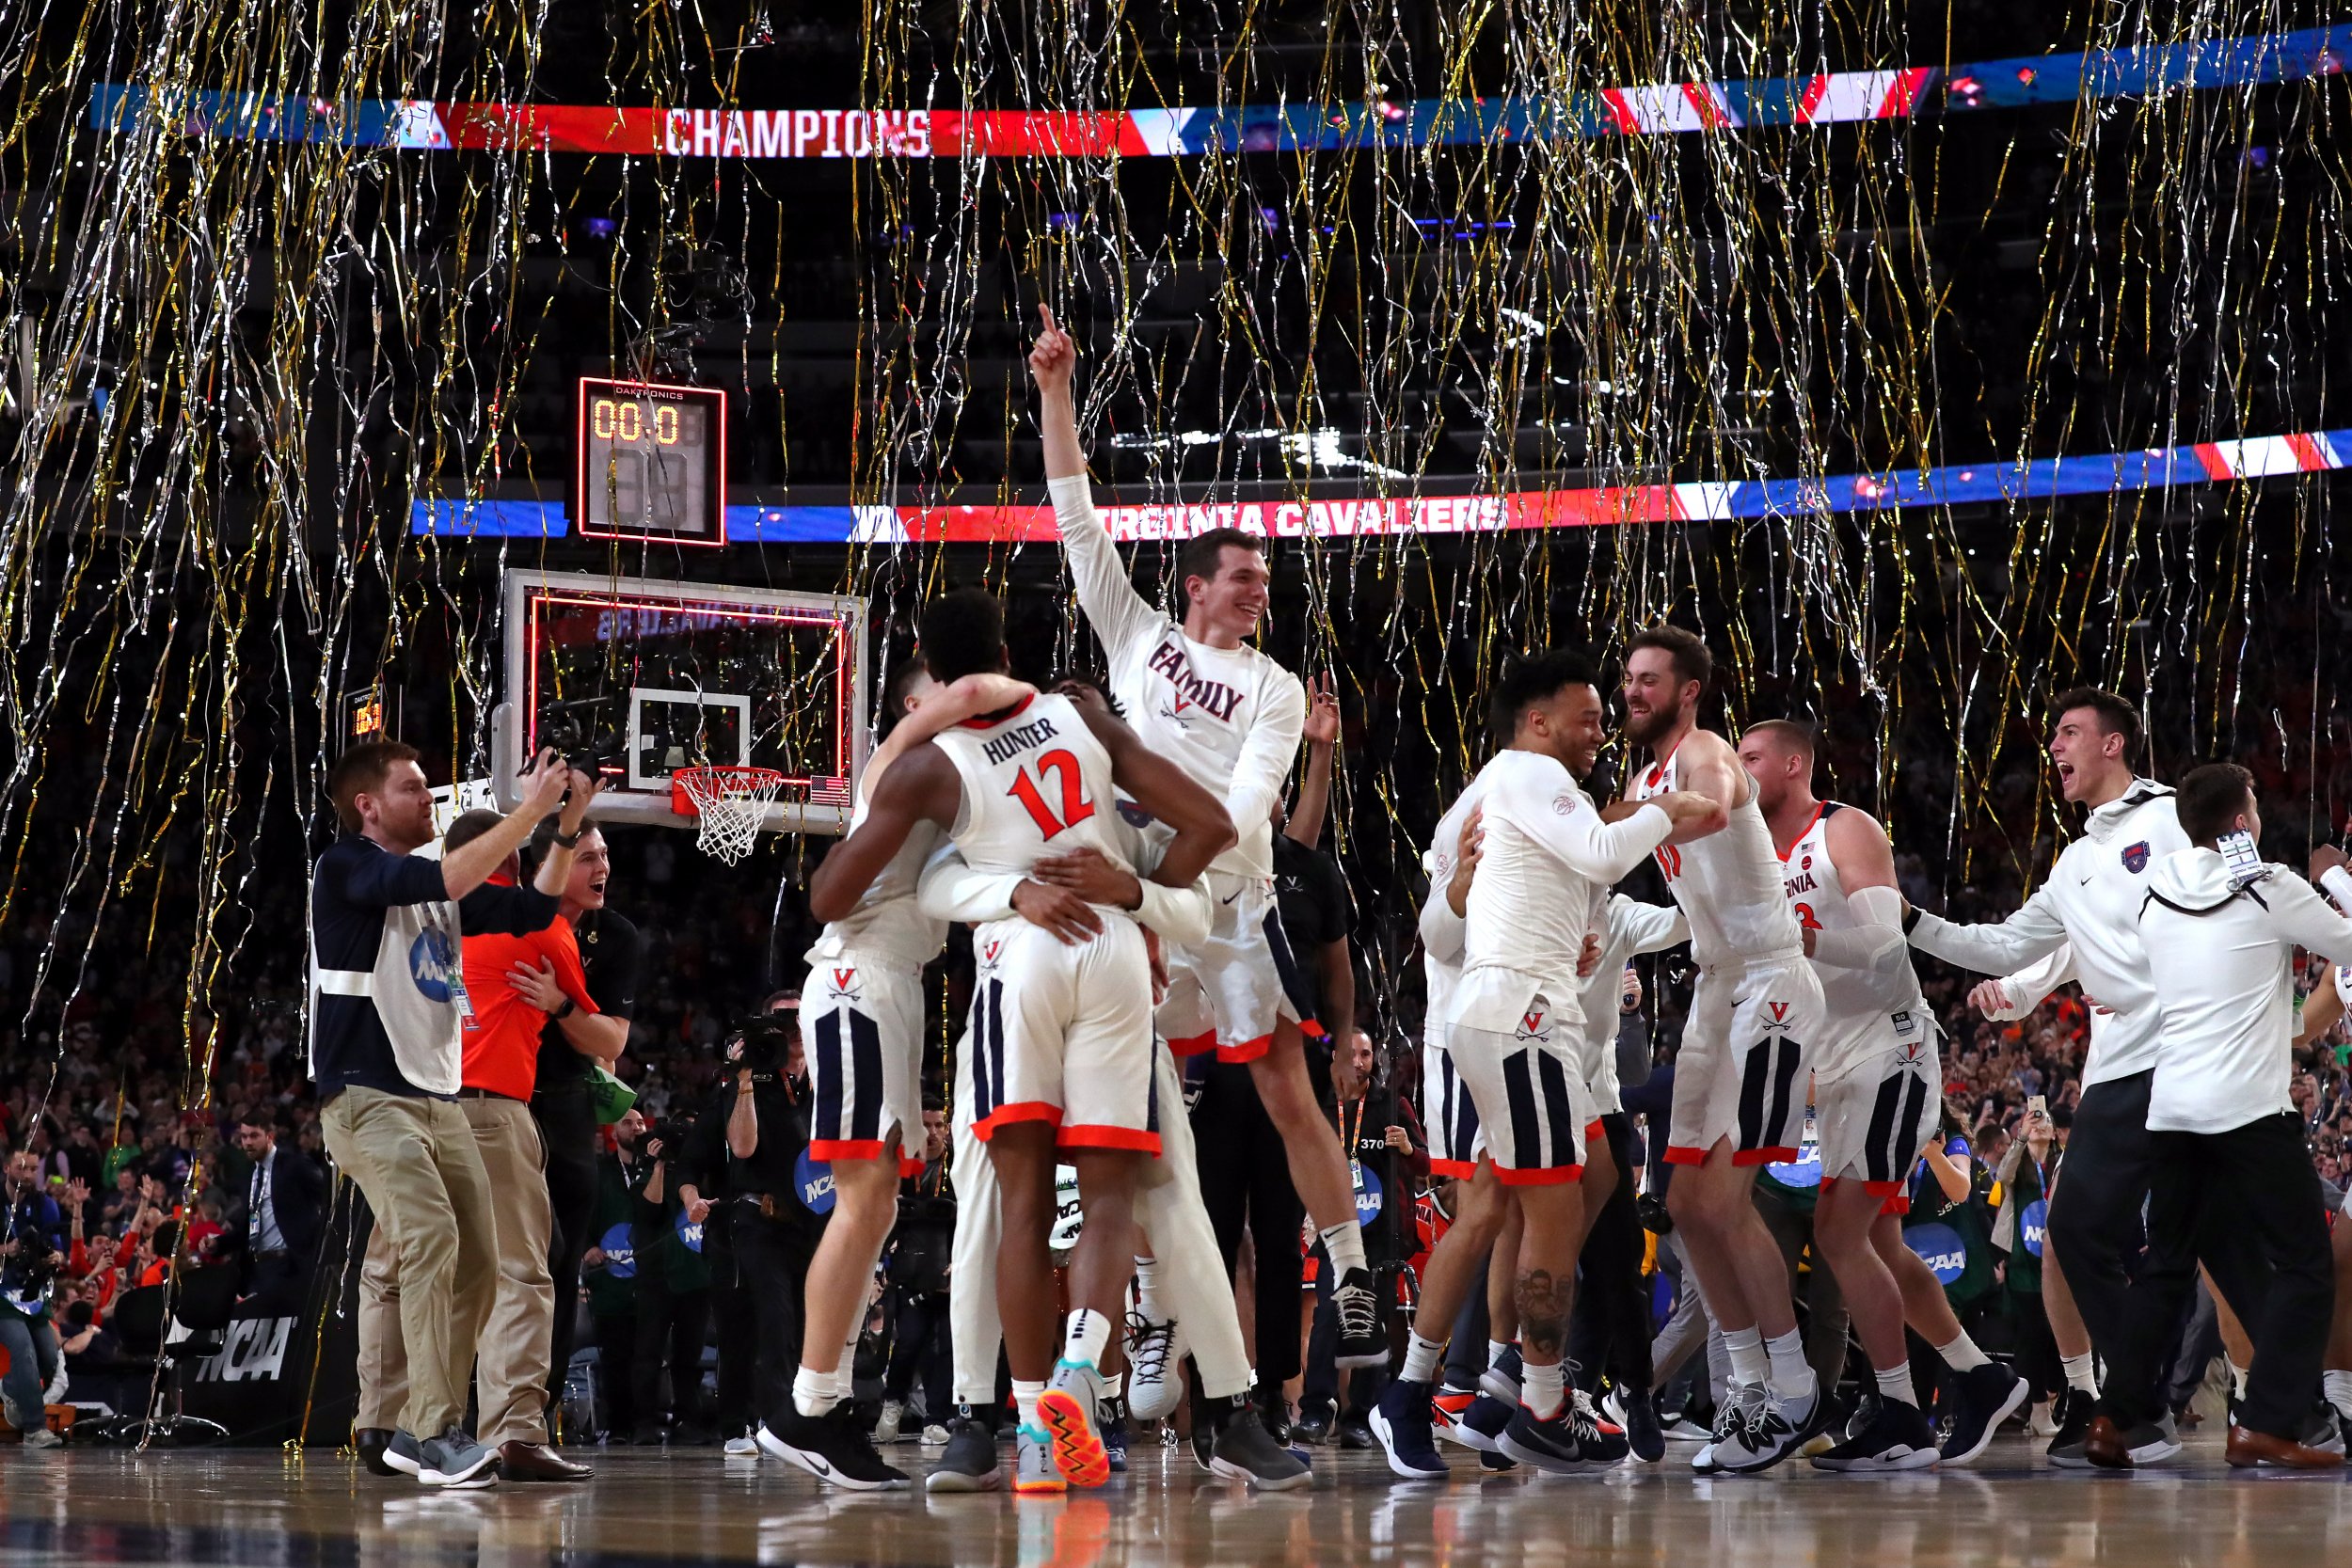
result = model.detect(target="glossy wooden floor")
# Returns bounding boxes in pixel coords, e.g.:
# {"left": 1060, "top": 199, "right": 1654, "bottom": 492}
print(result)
{"left": 2, "top": 1431, "right": 2346, "bottom": 1566}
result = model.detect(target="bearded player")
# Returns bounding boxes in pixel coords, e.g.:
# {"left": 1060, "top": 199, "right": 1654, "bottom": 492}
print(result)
{"left": 1619, "top": 626, "right": 1828, "bottom": 1473}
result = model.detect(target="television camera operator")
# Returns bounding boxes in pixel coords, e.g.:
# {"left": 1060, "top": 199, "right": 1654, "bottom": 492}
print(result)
{"left": 694, "top": 992, "right": 832, "bottom": 1459}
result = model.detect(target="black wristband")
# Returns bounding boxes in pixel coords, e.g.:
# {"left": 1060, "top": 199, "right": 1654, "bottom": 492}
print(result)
{"left": 1901, "top": 902, "right": 1925, "bottom": 935}
{"left": 554, "top": 997, "right": 578, "bottom": 1021}
{"left": 554, "top": 826, "right": 586, "bottom": 848}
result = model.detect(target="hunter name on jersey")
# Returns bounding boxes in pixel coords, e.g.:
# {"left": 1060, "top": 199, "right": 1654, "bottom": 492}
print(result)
{"left": 1147, "top": 637, "right": 1248, "bottom": 724}
{"left": 979, "top": 712, "right": 1067, "bottom": 768}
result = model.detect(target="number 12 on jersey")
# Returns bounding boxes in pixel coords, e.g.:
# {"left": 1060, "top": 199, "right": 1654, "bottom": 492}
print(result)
{"left": 1007, "top": 749, "right": 1096, "bottom": 838}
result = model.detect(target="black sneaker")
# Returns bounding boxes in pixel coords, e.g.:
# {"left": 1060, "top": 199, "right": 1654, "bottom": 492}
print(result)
{"left": 1101, "top": 1395, "right": 1130, "bottom": 1475}
{"left": 1941, "top": 1362, "right": 2027, "bottom": 1466}
{"left": 924, "top": 1412, "right": 1004, "bottom": 1493}
{"left": 356, "top": 1428, "right": 398, "bottom": 1476}
{"left": 1292, "top": 1398, "right": 1334, "bottom": 1446}
{"left": 1480, "top": 1343, "right": 1524, "bottom": 1403}
{"left": 1812, "top": 1397, "right": 1940, "bottom": 1472}
{"left": 1497, "top": 1403, "right": 1612, "bottom": 1474}
{"left": 1369, "top": 1380, "right": 1447, "bottom": 1479}
{"left": 756, "top": 1405, "right": 911, "bottom": 1491}
{"left": 1714, "top": 1385, "right": 1822, "bottom": 1475}
{"left": 2045, "top": 1386, "right": 2095, "bottom": 1467}
{"left": 1619, "top": 1389, "right": 1665, "bottom": 1463}
{"left": 1208, "top": 1400, "right": 1311, "bottom": 1489}
{"left": 1845, "top": 1389, "right": 1882, "bottom": 1442}
{"left": 1332, "top": 1266, "right": 1387, "bottom": 1370}
{"left": 1339, "top": 1415, "right": 1374, "bottom": 1450}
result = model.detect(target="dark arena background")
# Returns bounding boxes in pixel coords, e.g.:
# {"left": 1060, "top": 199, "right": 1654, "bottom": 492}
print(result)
{"left": 2, "top": 0, "right": 2351, "bottom": 1563}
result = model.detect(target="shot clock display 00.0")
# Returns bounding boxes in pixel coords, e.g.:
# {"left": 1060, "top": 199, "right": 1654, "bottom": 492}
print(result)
{"left": 574, "top": 378, "right": 727, "bottom": 544}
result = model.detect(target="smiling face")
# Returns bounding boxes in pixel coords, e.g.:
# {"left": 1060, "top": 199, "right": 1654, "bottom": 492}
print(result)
{"left": 1186, "top": 545, "right": 1272, "bottom": 642}
{"left": 1736, "top": 730, "right": 1810, "bottom": 816}
{"left": 1519, "top": 682, "right": 1608, "bottom": 777}
{"left": 358, "top": 758, "right": 438, "bottom": 852}
{"left": 1622, "top": 646, "right": 1697, "bottom": 750}
{"left": 564, "top": 828, "right": 611, "bottom": 911}
{"left": 2047, "top": 705, "right": 2131, "bottom": 804}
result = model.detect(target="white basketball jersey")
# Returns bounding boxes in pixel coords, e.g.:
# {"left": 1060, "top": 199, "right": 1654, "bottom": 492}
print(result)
{"left": 1421, "top": 768, "right": 1499, "bottom": 1048}
{"left": 1780, "top": 802, "right": 1925, "bottom": 1023}
{"left": 806, "top": 794, "right": 946, "bottom": 969}
{"left": 930, "top": 692, "right": 1133, "bottom": 880}
{"left": 1628, "top": 738, "right": 1801, "bottom": 965}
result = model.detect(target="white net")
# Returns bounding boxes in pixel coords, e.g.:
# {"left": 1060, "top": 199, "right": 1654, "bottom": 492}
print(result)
{"left": 674, "top": 768, "right": 787, "bottom": 865}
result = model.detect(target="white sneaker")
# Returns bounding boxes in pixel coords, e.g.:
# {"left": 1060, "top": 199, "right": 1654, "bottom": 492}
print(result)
{"left": 22, "top": 1428, "right": 63, "bottom": 1450}
{"left": 874, "top": 1399, "right": 904, "bottom": 1445}
{"left": 1126, "top": 1310, "right": 1186, "bottom": 1422}
{"left": 723, "top": 1432, "right": 759, "bottom": 1457}
{"left": 919, "top": 1424, "right": 949, "bottom": 1446}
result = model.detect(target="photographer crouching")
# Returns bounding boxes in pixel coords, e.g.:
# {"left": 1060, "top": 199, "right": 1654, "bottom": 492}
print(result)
{"left": 706, "top": 992, "right": 832, "bottom": 1458}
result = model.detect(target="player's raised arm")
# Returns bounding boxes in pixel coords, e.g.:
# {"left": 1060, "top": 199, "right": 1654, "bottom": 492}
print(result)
{"left": 1663, "top": 729, "right": 1745, "bottom": 842}
{"left": 1073, "top": 701, "right": 1236, "bottom": 889}
{"left": 808, "top": 745, "right": 960, "bottom": 923}
{"left": 1030, "top": 304, "right": 1163, "bottom": 657}
{"left": 1801, "top": 806, "right": 1913, "bottom": 977}
{"left": 863, "top": 673, "right": 1035, "bottom": 800}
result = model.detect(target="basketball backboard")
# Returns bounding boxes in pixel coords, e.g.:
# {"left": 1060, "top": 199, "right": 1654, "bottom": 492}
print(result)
{"left": 492, "top": 569, "right": 867, "bottom": 837}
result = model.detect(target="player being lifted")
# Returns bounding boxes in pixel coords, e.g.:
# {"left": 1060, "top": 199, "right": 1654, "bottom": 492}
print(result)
{"left": 809, "top": 591, "right": 1234, "bottom": 1493}
{"left": 1738, "top": 721, "right": 2028, "bottom": 1470}
{"left": 1028, "top": 306, "right": 1386, "bottom": 1370}
{"left": 1619, "top": 626, "right": 1828, "bottom": 1473}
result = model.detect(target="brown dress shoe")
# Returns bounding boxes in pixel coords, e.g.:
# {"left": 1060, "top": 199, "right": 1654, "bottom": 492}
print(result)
{"left": 2225, "top": 1425, "right": 2346, "bottom": 1469}
{"left": 2080, "top": 1416, "right": 2135, "bottom": 1469}
{"left": 498, "top": 1440, "right": 595, "bottom": 1481}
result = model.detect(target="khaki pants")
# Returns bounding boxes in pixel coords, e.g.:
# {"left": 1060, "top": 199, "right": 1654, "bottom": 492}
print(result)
{"left": 327, "top": 1086, "right": 495, "bottom": 1439}
{"left": 465, "top": 1096, "right": 557, "bottom": 1445}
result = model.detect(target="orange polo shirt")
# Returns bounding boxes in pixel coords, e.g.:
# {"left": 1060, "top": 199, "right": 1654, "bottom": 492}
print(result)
{"left": 460, "top": 877, "right": 597, "bottom": 1100}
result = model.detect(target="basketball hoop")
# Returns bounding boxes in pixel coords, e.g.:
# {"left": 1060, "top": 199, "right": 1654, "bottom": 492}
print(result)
{"left": 670, "top": 765, "right": 787, "bottom": 864}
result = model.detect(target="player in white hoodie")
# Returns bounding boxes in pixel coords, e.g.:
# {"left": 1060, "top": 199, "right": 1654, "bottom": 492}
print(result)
{"left": 2122, "top": 763, "right": 2348, "bottom": 1468}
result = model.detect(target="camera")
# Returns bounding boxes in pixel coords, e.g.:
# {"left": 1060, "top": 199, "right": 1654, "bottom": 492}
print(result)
{"left": 732, "top": 1011, "right": 798, "bottom": 1077}
{"left": 642, "top": 1119, "right": 691, "bottom": 1160}
{"left": 535, "top": 696, "right": 628, "bottom": 776}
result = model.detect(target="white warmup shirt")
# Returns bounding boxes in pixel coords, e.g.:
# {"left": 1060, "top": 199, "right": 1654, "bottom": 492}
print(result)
{"left": 1451, "top": 750, "right": 1674, "bottom": 1039}
{"left": 1051, "top": 475, "right": 1306, "bottom": 880}
{"left": 1417, "top": 769, "right": 1500, "bottom": 1050}
{"left": 2138, "top": 849, "right": 2352, "bottom": 1133}
{"left": 1907, "top": 780, "right": 2187, "bottom": 1087}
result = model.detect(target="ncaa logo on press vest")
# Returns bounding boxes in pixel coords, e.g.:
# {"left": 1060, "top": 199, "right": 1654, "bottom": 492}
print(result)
{"left": 408, "top": 925, "right": 460, "bottom": 1002}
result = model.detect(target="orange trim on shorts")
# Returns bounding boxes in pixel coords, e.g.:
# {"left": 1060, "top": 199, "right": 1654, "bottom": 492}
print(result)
{"left": 808, "top": 1137, "right": 884, "bottom": 1162}
{"left": 1428, "top": 1157, "right": 1479, "bottom": 1180}
{"left": 1216, "top": 1033, "right": 1275, "bottom": 1064}
{"left": 1168, "top": 1028, "right": 1219, "bottom": 1057}
{"left": 1057, "top": 1123, "right": 1164, "bottom": 1155}
{"left": 1494, "top": 1163, "right": 1583, "bottom": 1187}
{"left": 973, "top": 1101, "right": 1063, "bottom": 1140}
{"left": 1299, "top": 1016, "right": 1327, "bottom": 1039}
{"left": 1584, "top": 1118, "right": 1607, "bottom": 1143}
{"left": 1820, "top": 1174, "right": 1907, "bottom": 1198}
{"left": 1662, "top": 1145, "right": 1708, "bottom": 1166}
{"left": 1731, "top": 1145, "right": 1799, "bottom": 1167}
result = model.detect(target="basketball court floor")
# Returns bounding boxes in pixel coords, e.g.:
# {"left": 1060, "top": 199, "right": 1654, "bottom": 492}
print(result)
{"left": 5, "top": 1434, "right": 2346, "bottom": 1567}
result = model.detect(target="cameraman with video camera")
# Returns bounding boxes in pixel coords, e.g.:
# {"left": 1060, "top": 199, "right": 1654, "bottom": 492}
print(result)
{"left": 707, "top": 992, "right": 832, "bottom": 1459}
{"left": 628, "top": 1115, "right": 712, "bottom": 1444}
{"left": 3, "top": 1149, "right": 70, "bottom": 1448}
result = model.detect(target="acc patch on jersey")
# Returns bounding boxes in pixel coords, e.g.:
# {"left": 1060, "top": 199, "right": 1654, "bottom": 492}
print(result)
{"left": 2122, "top": 840, "right": 2151, "bottom": 874}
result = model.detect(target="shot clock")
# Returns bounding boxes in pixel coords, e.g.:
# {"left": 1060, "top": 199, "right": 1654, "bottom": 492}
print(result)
{"left": 574, "top": 377, "right": 727, "bottom": 545}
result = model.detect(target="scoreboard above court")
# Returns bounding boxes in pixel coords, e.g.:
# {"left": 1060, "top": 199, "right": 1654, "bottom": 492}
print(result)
{"left": 573, "top": 377, "right": 726, "bottom": 546}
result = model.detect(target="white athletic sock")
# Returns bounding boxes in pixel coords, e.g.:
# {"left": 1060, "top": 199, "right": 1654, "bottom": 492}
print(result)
{"left": 2229, "top": 1361, "right": 2249, "bottom": 1401}
{"left": 1401, "top": 1330, "right": 1447, "bottom": 1385}
{"left": 1763, "top": 1328, "right": 1817, "bottom": 1403}
{"left": 1934, "top": 1331, "right": 1991, "bottom": 1371}
{"left": 1013, "top": 1379, "right": 1046, "bottom": 1432}
{"left": 792, "top": 1365, "right": 834, "bottom": 1419}
{"left": 1063, "top": 1307, "right": 1112, "bottom": 1370}
{"left": 1874, "top": 1363, "right": 1917, "bottom": 1408}
{"left": 1102, "top": 1371, "right": 1125, "bottom": 1401}
{"left": 1322, "top": 1221, "right": 1368, "bottom": 1278}
{"left": 1520, "top": 1359, "right": 1565, "bottom": 1421}
{"left": 1134, "top": 1255, "right": 1167, "bottom": 1322}
{"left": 1723, "top": 1327, "right": 1770, "bottom": 1390}
{"left": 2323, "top": 1369, "right": 2352, "bottom": 1417}
{"left": 2060, "top": 1352, "right": 2098, "bottom": 1396}
{"left": 1487, "top": 1338, "right": 1513, "bottom": 1370}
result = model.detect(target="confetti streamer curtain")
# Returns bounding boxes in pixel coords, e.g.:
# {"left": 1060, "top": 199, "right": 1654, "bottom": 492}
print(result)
{"left": 0, "top": 2, "right": 2345, "bottom": 1157}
